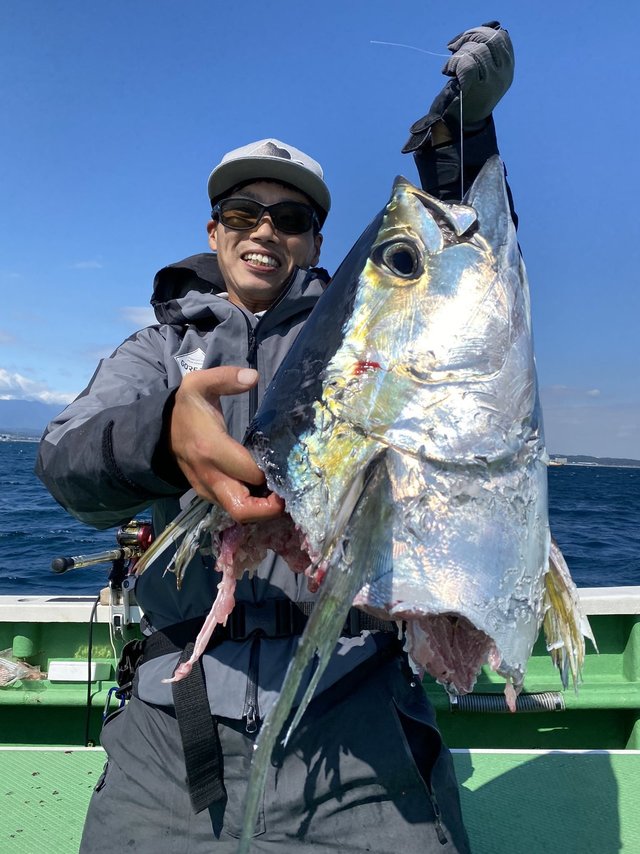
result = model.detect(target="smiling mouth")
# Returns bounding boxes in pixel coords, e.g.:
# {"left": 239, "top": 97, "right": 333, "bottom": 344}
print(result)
{"left": 242, "top": 251, "right": 281, "bottom": 270}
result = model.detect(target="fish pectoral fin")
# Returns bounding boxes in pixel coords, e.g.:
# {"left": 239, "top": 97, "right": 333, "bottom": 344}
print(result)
{"left": 316, "top": 445, "right": 385, "bottom": 561}
{"left": 238, "top": 459, "right": 391, "bottom": 854}
{"left": 284, "top": 456, "right": 396, "bottom": 737}
{"left": 543, "top": 537, "right": 597, "bottom": 690}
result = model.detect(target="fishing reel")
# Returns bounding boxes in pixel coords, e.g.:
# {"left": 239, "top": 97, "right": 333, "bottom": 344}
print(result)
{"left": 51, "top": 519, "right": 154, "bottom": 633}
{"left": 114, "top": 519, "right": 154, "bottom": 552}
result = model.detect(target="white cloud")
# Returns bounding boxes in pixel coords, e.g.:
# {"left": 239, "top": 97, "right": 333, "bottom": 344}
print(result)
{"left": 0, "top": 369, "right": 76, "bottom": 405}
{"left": 543, "top": 385, "right": 604, "bottom": 403}
{"left": 120, "top": 306, "right": 156, "bottom": 327}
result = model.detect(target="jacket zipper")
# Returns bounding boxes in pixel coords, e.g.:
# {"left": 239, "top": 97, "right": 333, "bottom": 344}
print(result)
{"left": 243, "top": 632, "right": 262, "bottom": 733}
{"left": 245, "top": 319, "right": 259, "bottom": 420}
{"left": 428, "top": 788, "right": 448, "bottom": 845}
{"left": 239, "top": 271, "right": 308, "bottom": 727}
{"left": 242, "top": 268, "right": 311, "bottom": 422}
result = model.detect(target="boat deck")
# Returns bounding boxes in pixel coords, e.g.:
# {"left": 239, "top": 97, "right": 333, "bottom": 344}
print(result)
{"left": 1, "top": 747, "right": 639, "bottom": 852}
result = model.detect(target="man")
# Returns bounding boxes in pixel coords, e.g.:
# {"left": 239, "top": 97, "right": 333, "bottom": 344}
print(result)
{"left": 37, "top": 23, "right": 514, "bottom": 853}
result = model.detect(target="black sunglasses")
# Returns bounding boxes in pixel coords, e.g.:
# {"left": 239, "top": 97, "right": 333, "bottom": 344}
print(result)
{"left": 212, "top": 197, "right": 319, "bottom": 235}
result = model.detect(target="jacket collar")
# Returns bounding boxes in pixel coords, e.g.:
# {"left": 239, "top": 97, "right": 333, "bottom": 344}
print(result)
{"left": 150, "top": 252, "right": 330, "bottom": 327}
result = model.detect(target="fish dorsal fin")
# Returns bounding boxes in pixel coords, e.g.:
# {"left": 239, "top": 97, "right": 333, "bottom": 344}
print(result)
{"left": 463, "top": 155, "right": 513, "bottom": 255}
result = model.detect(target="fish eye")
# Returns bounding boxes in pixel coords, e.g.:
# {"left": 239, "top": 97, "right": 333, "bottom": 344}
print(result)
{"left": 375, "top": 240, "right": 421, "bottom": 279}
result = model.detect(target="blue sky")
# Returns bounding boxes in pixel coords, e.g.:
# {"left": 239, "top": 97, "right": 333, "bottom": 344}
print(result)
{"left": 1, "top": 1, "right": 638, "bottom": 458}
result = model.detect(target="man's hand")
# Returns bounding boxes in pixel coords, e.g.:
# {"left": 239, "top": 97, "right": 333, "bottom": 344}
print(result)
{"left": 442, "top": 22, "right": 514, "bottom": 125}
{"left": 169, "top": 366, "right": 285, "bottom": 523}
{"left": 402, "top": 21, "right": 514, "bottom": 153}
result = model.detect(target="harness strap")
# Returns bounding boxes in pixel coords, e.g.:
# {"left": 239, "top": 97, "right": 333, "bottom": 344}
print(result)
{"left": 143, "top": 614, "right": 223, "bottom": 660}
{"left": 142, "top": 603, "right": 396, "bottom": 664}
{"left": 172, "top": 642, "right": 226, "bottom": 812}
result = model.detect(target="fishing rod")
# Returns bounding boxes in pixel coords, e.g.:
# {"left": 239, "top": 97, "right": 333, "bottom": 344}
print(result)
{"left": 51, "top": 519, "right": 154, "bottom": 573}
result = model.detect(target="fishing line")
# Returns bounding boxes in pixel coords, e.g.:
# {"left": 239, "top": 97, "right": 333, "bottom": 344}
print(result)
{"left": 369, "top": 39, "right": 450, "bottom": 58}
{"left": 369, "top": 27, "right": 502, "bottom": 59}
{"left": 371, "top": 26, "right": 502, "bottom": 202}
{"left": 84, "top": 593, "right": 100, "bottom": 746}
{"left": 108, "top": 615, "right": 119, "bottom": 676}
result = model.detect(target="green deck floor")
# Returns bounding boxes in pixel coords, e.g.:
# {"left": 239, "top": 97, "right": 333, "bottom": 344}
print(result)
{"left": 1, "top": 747, "right": 638, "bottom": 853}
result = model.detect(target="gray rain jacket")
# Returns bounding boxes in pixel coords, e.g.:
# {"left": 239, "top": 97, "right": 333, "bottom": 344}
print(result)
{"left": 36, "top": 120, "right": 506, "bottom": 722}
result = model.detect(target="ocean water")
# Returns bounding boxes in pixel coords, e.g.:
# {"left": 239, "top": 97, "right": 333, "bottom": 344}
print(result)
{"left": 0, "top": 440, "right": 638, "bottom": 595}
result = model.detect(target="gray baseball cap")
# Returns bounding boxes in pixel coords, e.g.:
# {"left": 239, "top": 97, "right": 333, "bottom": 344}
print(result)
{"left": 207, "top": 138, "right": 331, "bottom": 226}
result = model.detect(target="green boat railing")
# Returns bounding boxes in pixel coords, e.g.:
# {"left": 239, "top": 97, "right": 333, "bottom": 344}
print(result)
{"left": 1, "top": 588, "right": 639, "bottom": 750}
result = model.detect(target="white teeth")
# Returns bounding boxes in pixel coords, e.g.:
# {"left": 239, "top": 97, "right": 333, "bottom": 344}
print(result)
{"left": 243, "top": 252, "right": 279, "bottom": 268}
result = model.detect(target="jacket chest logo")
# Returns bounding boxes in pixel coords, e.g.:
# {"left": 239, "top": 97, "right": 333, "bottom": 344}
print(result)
{"left": 174, "top": 348, "right": 206, "bottom": 376}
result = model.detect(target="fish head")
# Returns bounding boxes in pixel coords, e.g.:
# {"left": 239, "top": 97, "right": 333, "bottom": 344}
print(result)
{"left": 323, "top": 157, "right": 538, "bottom": 466}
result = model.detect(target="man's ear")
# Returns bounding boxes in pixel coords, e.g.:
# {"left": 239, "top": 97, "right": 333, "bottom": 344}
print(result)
{"left": 207, "top": 219, "right": 218, "bottom": 251}
{"left": 310, "top": 232, "right": 323, "bottom": 267}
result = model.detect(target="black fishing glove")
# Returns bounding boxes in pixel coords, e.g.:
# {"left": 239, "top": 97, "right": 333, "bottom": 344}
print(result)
{"left": 402, "top": 21, "right": 514, "bottom": 153}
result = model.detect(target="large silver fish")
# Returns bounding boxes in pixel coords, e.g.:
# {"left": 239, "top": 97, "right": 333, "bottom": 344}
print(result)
{"left": 134, "top": 156, "right": 593, "bottom": 852}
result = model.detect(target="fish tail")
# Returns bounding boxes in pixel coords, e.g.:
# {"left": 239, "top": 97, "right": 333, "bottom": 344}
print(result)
{"left": 282, "top": 585, "right": 356, "bottom": 747}
{"left": 542, "top": 538, "right": 597, "bottom": 690}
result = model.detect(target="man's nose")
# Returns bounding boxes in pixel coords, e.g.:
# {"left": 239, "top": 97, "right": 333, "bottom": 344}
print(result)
{"left": 250, "top": 214, "right": 278, "bottom": 239}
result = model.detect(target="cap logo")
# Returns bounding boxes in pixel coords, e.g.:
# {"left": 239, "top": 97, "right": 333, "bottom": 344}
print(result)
{"left": 253, "top": 141, "right": 292, "bottom": 160}
{"left": 209, "top": 138, "right": 330, "bottom": 221}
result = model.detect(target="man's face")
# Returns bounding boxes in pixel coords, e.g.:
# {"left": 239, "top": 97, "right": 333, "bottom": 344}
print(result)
{"left": 207, "top": 181, "right": 323, "bottom": 314}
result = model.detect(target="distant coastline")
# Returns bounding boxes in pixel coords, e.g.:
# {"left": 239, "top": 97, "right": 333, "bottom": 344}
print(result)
{"left": 550, "top": 454, "right": 640, "bottom": 469}
{"left": 0, "top": 431, "right": 40, "bottom": 443}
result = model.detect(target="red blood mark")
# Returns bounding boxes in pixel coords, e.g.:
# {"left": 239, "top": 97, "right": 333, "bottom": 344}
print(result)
{"left": 353, "top": 360, "right": 381, "bottom": 376}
